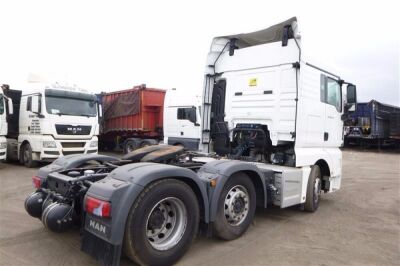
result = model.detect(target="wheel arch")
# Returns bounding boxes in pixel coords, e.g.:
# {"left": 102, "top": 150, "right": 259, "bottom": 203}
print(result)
{"left": 242, "top": 170, "right": 266, "bottom": 208}
{"left": 87, "top": 163, "right": 209, "bottom": 246}
{"left": 314, "top": 159, "right": 330, "bottom": 191}
{"left": 315, "top": 159, "right": 330, "bottom": 178}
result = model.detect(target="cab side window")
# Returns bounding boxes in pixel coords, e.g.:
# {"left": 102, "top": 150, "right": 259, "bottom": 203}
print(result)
{"left": 177, "top": 107, "right": 197, "bottom": 124}
{"left": 320, "top": 74, "right": 341, "bottom": 112}
{"left": 27, "top": 96, "right": 32, "bottom": 111}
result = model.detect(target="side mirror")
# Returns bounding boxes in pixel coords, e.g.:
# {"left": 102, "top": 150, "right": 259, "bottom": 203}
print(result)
{"left": 188, "top": 107, "right": 197, "bottom": 124}
{"left": 31, "top": 95, "right": 40, "bottom": 114}
{"left": 7, "top": 99, "right": 13, "bottom": 115}
{"left": 345, "top": 85, "right": 357, "bottom": 112}
{"left": 98, "top": 104, "right": 103, "bottom": 118}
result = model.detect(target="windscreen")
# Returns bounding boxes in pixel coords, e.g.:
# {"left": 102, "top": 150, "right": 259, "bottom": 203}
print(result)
{"left": 45, "top": 89, "right": 97, "bottom": 117}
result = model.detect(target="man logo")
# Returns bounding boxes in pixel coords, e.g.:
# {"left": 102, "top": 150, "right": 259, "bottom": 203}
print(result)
{"left": 67, "top": 127, "right": 82, "bottom": 134}
{"left": 89, "top": 220, "right": 106, "bottom": 234}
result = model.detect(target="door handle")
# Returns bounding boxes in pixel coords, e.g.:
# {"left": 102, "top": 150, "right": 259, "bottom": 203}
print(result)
{"left": 324, "top": 132, "right": 329, "bottom": 141}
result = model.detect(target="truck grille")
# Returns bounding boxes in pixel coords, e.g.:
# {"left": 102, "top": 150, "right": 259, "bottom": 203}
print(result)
{"left": 61, "top": 142, "right": 85, "bottom": 148}
{"left": 63, "top": 150, "right": 85, "bottom": 156}
{"left": 56, "top": 125, "right": 91, "bottom": 135}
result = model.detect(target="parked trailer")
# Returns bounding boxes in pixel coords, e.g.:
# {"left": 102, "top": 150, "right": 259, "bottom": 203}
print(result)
{"left": 98, "top": 85, "right": 165, "bottom": 153}
{"left": 25, "top": 17, "right": 358, "bottom": 266}
{"left": 344, "top": 100, "right": 400, "bottom": 146}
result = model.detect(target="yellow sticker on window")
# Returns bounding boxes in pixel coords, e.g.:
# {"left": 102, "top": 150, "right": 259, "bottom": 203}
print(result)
{"left": 249, "top": 78, "right": 257, "bottom": 87}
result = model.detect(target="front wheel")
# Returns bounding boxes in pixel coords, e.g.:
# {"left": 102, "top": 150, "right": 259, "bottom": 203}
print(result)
{"left": 304, "top": 165, "right": 322, "bottom": 212}
{"left": 22, "top": 143, "right": 38, "bottom": 168}
{"left": 213, "top": 173, "right": 256, "bottom": 240}
{"left": 123, "top": 179, "right": 199, "bottom": 266}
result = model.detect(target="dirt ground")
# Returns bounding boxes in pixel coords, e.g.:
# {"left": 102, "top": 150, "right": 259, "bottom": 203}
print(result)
{"left": 0, "top": 149, "right": 399, "bottom": 266}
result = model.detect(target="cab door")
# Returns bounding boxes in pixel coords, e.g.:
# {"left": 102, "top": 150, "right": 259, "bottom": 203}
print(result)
{"left": 321, "top": 75, "right": 343, "bottom": 147}
{"left": 177, "top": 106, "right": 198, "bottom": 138}
{"left": 164, "top": 106, "right": 180, "bottom": 139}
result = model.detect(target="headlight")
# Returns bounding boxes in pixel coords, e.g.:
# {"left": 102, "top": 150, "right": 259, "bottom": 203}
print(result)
{"left": 90, "top": 141, "right": 98, "bottom": 148}
{"left": 0, "top": 142, "right": 6, "bottom": 149}
{"left": 43, "top": 141, "right": 57, "bottom": 148}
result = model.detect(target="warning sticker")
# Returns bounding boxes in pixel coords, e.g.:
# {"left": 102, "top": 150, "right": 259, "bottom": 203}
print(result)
{"left": 249, "top": 78, "right": 257, "bottom": 87}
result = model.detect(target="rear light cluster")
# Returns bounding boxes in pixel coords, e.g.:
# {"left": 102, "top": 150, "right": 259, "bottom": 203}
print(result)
{"left": 85, "top": 196, "right": 111, "bottom": 218}
{"left": 32, "top": 176, "right": 42, "bottom": 189}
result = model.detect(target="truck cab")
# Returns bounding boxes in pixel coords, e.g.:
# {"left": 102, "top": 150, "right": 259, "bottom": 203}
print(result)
{"left": 5, "top": 82, "right": 100, "bottom": 167}
{"left": 200, "top": 17, "right": 357, "bottom": 195}
{"left": 163, "top": 89, "right": 201, "bottom": 150}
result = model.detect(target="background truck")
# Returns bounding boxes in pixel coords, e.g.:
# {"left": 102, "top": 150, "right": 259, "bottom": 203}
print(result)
{"left": 25, "top": 17, "right": 357, "bottom": 266}
{"left": 4, "top": 82, "right": 100, "bottom": 167}
{"left": 0, "top": 85, "right": 13, "bottom": 161}
{"left": 163, "top": 88, "right": 201, "bottom": 150}
{"left": 99, "top": 85, "right": 202, "bottom": 153}
{"left": 344, "top": 100, "right": 400, "bottom": 147}
{"left": 98, "top": 85, "right": 165, "bottom": 153}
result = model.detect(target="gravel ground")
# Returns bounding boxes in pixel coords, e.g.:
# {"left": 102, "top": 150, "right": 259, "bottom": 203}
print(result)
{"left": 0, "top": 149, "right": 399, "bottom": 266}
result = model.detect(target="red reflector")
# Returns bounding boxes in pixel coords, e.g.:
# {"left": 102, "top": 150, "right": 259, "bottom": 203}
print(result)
{"left": 85, "top": 196, "right": 111, "bottom": 218}
{"left": 32, "top": 176, "right": 41, "bottom": 189}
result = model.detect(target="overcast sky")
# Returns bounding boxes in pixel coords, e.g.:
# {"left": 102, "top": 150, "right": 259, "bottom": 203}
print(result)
{"left": 0, "top": 0, "right": 399, "bottom": 105}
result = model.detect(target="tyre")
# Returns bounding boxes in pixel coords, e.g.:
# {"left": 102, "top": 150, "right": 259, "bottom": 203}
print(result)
{"left": 304, "top": 165, "right": 322, "bottom": 212}
{"left": 22, "top": 143, "right": 38, "bottom": 168}
{"left": 123, "top": 140, "right": 137, "bottom": 154}
{"left": 123, "top": 179, "right": 199, "bottom": 266}
{"left": 140, "top": 139, "right": 155, "bottom": 148}
{"left": 213, "top": 173, "right": 256, "bottom": 240}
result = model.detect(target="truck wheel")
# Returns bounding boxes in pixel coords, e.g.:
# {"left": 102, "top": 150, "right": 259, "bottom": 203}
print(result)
{"left": 213, "top": 173, "right": 256, "bottom": 240}
{"left": 123, "top": 140, "right": 137, "bottom": 154}
{"left": 140, "top": 140, "right": 152, "bottom": 148}
{"left": 304, "top": 165, "right": 322, "bottom": 212}
{"left": 140, "top": 139, "right": 158, "bottom": 148}
{"left": 22, "top": 143, "right": 38, "bottom": 168}
{"left": 123, "top": 179, "right": 199, "bottom": 265}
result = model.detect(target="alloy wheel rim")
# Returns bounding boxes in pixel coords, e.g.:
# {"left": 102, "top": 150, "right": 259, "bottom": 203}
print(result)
{"left": 224, "top": 185, "right": 249, "bottom": 226}
{"left": 146, "top": 197, "right": 187, "bottom": 251}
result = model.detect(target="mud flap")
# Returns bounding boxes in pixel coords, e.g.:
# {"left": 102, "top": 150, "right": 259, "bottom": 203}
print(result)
{"left": 81, "top": 229, "right": 121, "bottom": 266}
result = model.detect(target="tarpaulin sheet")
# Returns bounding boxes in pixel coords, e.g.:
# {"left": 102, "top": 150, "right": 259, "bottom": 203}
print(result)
{"left": 103, "top": 90, "right": 140, "bottom": 119}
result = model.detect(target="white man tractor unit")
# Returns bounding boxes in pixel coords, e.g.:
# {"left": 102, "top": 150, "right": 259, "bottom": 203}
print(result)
{"left": 24, "top": 17, "right": 357, "bottom": 266}
{"left": 4, "top": 82, "right": 101, "bottom": 167}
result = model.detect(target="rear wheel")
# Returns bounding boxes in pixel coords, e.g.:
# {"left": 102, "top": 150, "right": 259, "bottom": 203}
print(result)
{"left": 304, "top": 165, "right": 322, "bottom": 212}
{"left": 123, "top": 179, "right": 199, "bottom": 265}
{"left": 213, "top": 173, "right": 256, "bottom": 240}
{"left": 123, "top": 140, "right": 137, "bottom": 154}
{"left": 140, "top": 139, "right": 156, "bottom": 148}
{"left": 22, "top": 143, "right": 38, "bottom": 168}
